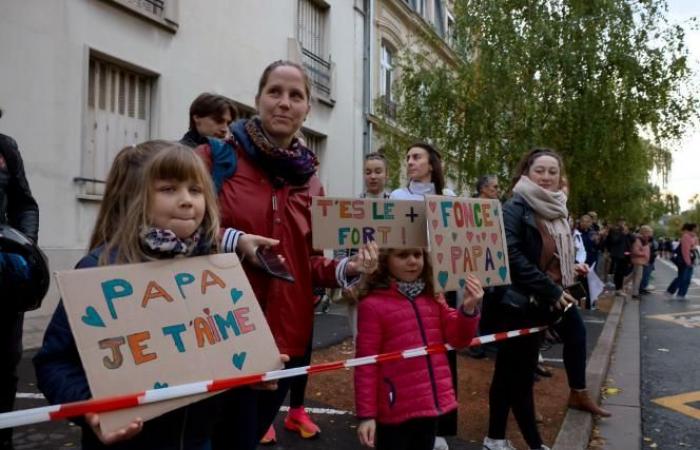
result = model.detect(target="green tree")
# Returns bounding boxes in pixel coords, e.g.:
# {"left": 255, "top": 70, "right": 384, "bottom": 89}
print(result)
{"left": 379, "top": 0, "right": 698, "bottom": 223}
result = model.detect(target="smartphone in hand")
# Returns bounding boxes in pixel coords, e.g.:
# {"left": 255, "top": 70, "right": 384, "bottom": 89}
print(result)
{"left": 255, "top": 246, "right": 295, "bottom": 283}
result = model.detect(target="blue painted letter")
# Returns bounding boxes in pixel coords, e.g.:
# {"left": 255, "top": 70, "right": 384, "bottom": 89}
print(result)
{"left": 174, "top": 272, "right": 195, "bottom": 299}
{"left": 162, "top": 324, "right": 187, "bottom": 352}
{"left": 101, "top": 279, "right": 133, "bottom": 320}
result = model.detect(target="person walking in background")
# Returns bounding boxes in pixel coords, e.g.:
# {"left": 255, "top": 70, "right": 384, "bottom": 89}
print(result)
{"left": 606, "top": 219, "right": 631, "bottom": 294}
{"left": 0, "top": 108, "right": 40, "bottom": 450}
{"left": 180, "top": 93, "right": 238, "bottom": 148}
{"left": 666, "top": 223, "right": 698, "bottom": 300}
{"left": 629, "top": 226, "right": 651, "bottom": 299}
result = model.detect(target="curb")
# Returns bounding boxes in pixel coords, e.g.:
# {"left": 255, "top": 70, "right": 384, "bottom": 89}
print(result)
{"left": 552, "top": 293, "right": 626, "bottom": 450}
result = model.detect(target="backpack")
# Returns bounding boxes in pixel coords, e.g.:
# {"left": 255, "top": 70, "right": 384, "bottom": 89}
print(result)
{"left": 207, "top": 137, "right": 237, "bottom": 195}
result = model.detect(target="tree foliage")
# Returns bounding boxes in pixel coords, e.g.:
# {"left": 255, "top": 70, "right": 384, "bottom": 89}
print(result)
{"left": 378, "top": 0, "right": 698, "bottom": 223}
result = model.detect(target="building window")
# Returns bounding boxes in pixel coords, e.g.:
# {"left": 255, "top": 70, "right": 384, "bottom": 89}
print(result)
{"left": 379, "top": 43, "right": 397, "bottom": 119}
{"left": 81, "top": 56, "right": 155, "bottom": 196}
{"left": 433, "top": 0, "right": 445, "bottom": 36}
{"left": 297, "top": 0, "right": 332, "bottom": 98}
{"left": 300, "top": 130, "right": 327, "bottom": 179}
{"left": 103, "top": 0, "right": 178, "bottom": 31}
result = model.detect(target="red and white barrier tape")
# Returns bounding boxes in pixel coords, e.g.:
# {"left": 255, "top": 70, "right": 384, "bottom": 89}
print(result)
{"left": 0, "top": 325, "right": 546, "bottom": 430}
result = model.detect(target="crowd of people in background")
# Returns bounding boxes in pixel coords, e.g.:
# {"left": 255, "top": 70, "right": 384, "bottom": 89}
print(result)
{"left": 0, "top": 60, "right": 698, "bottom": 450}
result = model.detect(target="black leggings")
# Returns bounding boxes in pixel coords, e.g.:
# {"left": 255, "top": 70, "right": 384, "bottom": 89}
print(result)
{"left": 376, "top": 417, "right": 438, "bottom": 450}
{"left": 488, "top": 327, "right": 542, "bottom": 449}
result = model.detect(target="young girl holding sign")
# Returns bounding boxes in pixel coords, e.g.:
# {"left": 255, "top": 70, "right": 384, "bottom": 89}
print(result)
{"left": 354, "top": 248, "right": 483, "bottom": 450}
{"left": 33, "top": 143, "right": 254, "bottom": 450}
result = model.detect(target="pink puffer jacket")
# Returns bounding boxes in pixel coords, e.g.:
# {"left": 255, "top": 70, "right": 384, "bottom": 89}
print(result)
{"left": 354, "top": 284, "right": 479, "bottom": 425}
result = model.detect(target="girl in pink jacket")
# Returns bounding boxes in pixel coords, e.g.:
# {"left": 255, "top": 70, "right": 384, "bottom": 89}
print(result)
{"left": 354, "top": 248, "right": 483, "bottom": 449}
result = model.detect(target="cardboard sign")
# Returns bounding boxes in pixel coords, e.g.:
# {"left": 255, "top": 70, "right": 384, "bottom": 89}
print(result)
{"left": 425, "top": 195, "right": 511, "bottom": 290}
{"left": 56, "top": 254, "right": 281, "bottom": 433}
{"left": 311, "top": 197, "right": 427, "bottom": 249}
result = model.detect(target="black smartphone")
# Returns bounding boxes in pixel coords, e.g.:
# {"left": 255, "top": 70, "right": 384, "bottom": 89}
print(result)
{"left": 255, "top": 246, "right": 295, "bottom": 283}
{"left": 565, "top": 282, "right": 587, "bottom": 302}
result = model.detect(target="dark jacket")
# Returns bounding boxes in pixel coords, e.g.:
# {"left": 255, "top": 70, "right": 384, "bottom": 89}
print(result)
{"left": 179, "top": 130, "right": 208, "bottom": 149}
{"left": 33, "top": 247, "right": 220, "bottom": 450}
{"left": 605, "top": 228, "right": 630, "bottom": 259}
{"left": 0, "top": 134, "right": 39, "bottom": 242}
{"left": 502, "top": 193, "right": 563, "bottom": 303}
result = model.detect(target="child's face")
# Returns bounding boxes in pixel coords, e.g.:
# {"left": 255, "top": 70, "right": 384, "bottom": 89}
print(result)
{"left": 149, "top": 178, "right": 205, "bottom": 239}
{"left": 387, "top": 249, "right": 424, "bottom": 282}
{"left": 364, "top": 159, "right": 387, "bottom": 194}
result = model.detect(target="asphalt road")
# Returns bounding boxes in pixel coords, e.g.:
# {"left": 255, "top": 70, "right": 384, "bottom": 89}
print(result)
{"left": 639, "top": 259, "right": 700, "bottom": 449}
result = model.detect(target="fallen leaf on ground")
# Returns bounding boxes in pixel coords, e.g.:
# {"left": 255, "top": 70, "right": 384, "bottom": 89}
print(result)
{"left": 603, "top": 387, "right": 622, "bottom": 396}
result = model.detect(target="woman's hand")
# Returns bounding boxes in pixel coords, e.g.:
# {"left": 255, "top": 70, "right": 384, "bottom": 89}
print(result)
{"left": 253, "top": 354, "right": 290, "bottom": 390}
{"left": 554, "top": 291, "right": 577, "bottom": 310}
{"left": 236, "top": 234, "right": 280, "bottom": 267}
{"left": 86, "top": 413, "right": 143, "bottom": 445}
{"left": 461, "top": 273, "right": 484, "bottom": 315}
{"left": 357, "top": 418, "right": 376, "bottom": 448}
{"left": 574, "top": 263, "right": 590, "bottom": 276}
{"left": 346, "top": 241, "right": 379, "bottom": 276}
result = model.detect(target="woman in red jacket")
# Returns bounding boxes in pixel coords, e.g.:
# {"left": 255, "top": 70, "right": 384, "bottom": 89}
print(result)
{"left": 197, "top": 60, "right": 377, "bottom": 449}
{"left": 354, "top": 248, "right": 482, "bottom": 450}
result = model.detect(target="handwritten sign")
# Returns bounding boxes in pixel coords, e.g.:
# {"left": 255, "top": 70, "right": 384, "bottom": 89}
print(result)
{"left": 56, "top": 254, "right": 281, "bottom": 433}
{"left": 311, "top": 197, "right": 427, "bottom": 249}
{"left": 425, "top": 195, "right": 511, "bottom": 290}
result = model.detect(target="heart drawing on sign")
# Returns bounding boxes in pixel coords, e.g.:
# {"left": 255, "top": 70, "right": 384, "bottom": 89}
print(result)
{"left": 452, "top": 232, "right": 458, "bottom": 242}
{"left": 153, "top": 381, "right": 169, "bottom": 389}
{"left": 491, "top": 233, "right": 498, "bottom": 244}
{"left": 458, "top": 278, "right": 466, "bottom": 288}
{"left": 437, "top": 253, "right": 444, "bottom": 264}
{"left": 435, "top": 234, "right": 444, "bottom": 246}
{"left": 438, "top": 271, "right": 449, "bottom": 289}
{"left": 428, "top": 202, "right": 437, "bottom": 213}
{"left": 431, "top": 219, "right": 440, "bottom": 230}
{"left": 466, "top": 232, "right": 474, "bottom": 242}
{"left": 230, "top": 288, "right": 243, "bottom": 305}
{"left": 498, "top": 266, "right": 508, "bottom": 282}
{"left": 486, "top": 277, "right": 491, "bottom": 285}
{"left": 232, "top": 352, "right": 247, "bottom": 370}
{"left": 81, "top": 306, "right": 105, "bottom": 328}
{"left": 497, "top": 251, "right": 504, "bottom": 260}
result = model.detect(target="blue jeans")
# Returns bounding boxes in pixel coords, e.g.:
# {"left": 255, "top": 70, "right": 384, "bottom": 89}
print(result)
{"left": 640, "top": 263, "right": 654, "bottom": 291}
{"left": 667, "top": 264, "right": 694, "bottom": 298}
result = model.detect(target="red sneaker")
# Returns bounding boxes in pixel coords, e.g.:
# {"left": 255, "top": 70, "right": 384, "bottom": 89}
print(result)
{"left": 260, "top": 425, "right": 277, "bottom": 445}
{"left": 284, "top": 406, "right": 321, "bottom": 439}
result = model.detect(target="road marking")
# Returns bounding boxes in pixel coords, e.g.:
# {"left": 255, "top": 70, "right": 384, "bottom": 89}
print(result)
{"left": 16, "top": 393, "right": 44, "bottom": 400}
{"left": 279, "top": 405, "right": 351, "bottom": 415}
{"left": 584, "top": 319, "right": 606, "bottom": 324}
{"left": 652, "top": 391, "right": 700, "bottom": 420}
{"left": 647, "top": 311, "right": 700, "bottom": 328}
{"left": 542, "top": 358, "right": 564, "bottom": 363}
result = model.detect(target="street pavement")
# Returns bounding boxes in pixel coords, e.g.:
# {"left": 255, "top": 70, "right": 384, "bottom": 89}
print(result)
{"left": 10, "top": 297, "right": 608, "bottom": 449}
{"left": 638, "top": 259, "right": 700, "bottom": 449}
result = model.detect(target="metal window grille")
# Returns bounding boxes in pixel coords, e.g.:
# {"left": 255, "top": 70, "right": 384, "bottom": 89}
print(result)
{"left": 297, "top": 0, "right": 332, "bottom": 97}
{"left": 84, "top": 57, "right": 154, "bottom": 193}
{"left": 124, "top": 0, "right": 165, "bottom": 17}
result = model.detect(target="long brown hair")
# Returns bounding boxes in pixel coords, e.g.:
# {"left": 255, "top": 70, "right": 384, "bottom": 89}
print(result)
{"left": 354, "top": 248, "right": 435, "bottom": 301}
{"left": 89, "top": 141, "right": 172, "bottom": 251}
{"left": 100, "top": 144, "right": 220, "bottom": 265}
{"left": 407, "top": 142, "right": 446, "bottom": 195}
{"left": 508, "top": 147, "right": 566, "bottom": 193}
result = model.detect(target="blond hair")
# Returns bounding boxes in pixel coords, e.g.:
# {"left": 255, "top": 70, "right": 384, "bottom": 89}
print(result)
{"left": 89, "top": 141, "right": 172, "bottom": 251}
{"left": 100, "top": 143, "right": 220, "bottom": 265}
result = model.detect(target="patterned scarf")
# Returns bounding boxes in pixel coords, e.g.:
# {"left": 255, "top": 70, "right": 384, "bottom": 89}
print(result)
{"left": 243, "top": 117, "right": 318, "bottom": 186}
{"left": 140, "top": 227, "right": 201, "bottom": 258}
{"left": 513, "top": 175, "right": 575, "bottom": 287}
{"left": 396, "top": 279, "right": 426, "bottom": 300}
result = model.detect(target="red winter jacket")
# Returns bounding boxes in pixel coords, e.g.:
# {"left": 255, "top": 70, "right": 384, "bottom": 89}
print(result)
{"left": 354, "top": 284, "right": 479, "bottom": 425}
{"left": 197, "top": 144, "right": 340, "bottom": 356}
